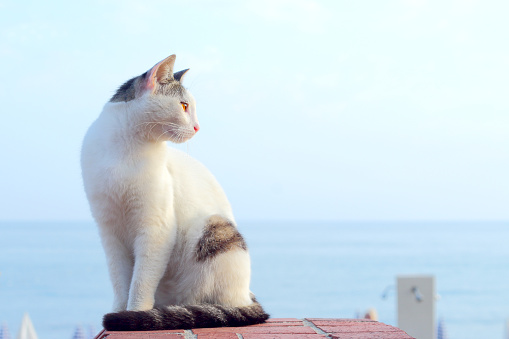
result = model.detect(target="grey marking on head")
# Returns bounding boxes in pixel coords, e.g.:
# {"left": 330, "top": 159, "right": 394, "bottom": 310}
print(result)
{"left": 155, "top": 80, "right": 186, "bottom": 98}
{"left": 173, "top": 68, "right": 190, "bottom": 82}
{"left": 110, "top": 71, "right": 148, "bottom": 103}
{"left": 196, "top": 215, "right": 247, "bottom": 262}
{"left": 110, "top": 76, "right": 139, "bottom": 102}
{"left": 109, "top": 65, "right": 189, "bottom": 103}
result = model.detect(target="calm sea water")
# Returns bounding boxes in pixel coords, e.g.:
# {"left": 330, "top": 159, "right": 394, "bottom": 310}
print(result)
{"left": 0, "top": 221, "right": 508, "bottom": 339}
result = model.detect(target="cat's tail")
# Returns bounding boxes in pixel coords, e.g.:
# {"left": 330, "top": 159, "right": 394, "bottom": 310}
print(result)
{"left": 102, "top": 300, "right": 269, "bottom": 331}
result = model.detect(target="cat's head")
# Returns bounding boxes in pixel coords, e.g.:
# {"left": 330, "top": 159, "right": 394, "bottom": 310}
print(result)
{"left": 110, "top": 54, "right": 199, "bottom": 144}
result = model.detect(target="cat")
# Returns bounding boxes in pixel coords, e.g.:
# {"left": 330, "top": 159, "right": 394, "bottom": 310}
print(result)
{"left": 80, "top": 54, "right": 269, "bottom": 331}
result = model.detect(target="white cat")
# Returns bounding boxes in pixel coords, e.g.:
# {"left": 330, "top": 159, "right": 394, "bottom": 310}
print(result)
{"left": 81, "top": 54, "right": 268, "bottom": 331}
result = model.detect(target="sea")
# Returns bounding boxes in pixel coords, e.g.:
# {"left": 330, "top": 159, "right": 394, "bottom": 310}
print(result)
{"left": 0, "top": 221, "right": 508, "bottom": 339}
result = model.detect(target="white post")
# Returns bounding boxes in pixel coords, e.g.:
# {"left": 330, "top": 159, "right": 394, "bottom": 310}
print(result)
{"left": 397, "top": 275, "right": 436, "bottom": 339}
{"left": 17, "top": 313, "right": 38, "bottom": 339}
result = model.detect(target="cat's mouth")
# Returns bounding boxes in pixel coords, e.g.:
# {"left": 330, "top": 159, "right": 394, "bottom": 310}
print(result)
{"left": 161, "top": 124, "right": 195, "bottom": 144}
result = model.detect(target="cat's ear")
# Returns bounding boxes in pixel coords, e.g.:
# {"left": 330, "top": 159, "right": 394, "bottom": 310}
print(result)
{"left": 144, "top": 54, "right": 176, "bottom": 90}
{"left": 173, "top": 69, "right": 189, "bottom": 83}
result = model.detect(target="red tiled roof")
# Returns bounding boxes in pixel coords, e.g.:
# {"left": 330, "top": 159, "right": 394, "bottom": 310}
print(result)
{"left": 94, "top": 318, "right": 414, "bottom": 338}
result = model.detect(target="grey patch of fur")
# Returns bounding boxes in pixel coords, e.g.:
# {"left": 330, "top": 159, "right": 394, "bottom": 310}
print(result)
{"left": 174, "top": 69, "right": 190, "bottom": 82}
{"left": 148, "top": 308, "right": 164, "bottom": 328}
{"left": 202, "top": 304, "right": 228, "bottom": 323}
{"left": 103, "top": 301, "right": 269, "bottom": 331}
{"left": 110, "top": 67, "right": 188, "bottom": 103}
{"left": 110, "top": 76, "right": 139, "bottom": 102}
{"left": 155, "top": 80, "right": 186, "bottom": 98}
{"left": 196, "top": 216, "right": 248, "bottom": 262}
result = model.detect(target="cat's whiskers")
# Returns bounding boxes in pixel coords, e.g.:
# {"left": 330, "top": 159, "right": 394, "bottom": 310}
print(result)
{"left": 135, "top": 121, "right": 181, "bottom": 128}
{"left": 156, "top": 125, "right": 180, "bottom": 143}
{"left": 175, "top": 129, "right": 186, "bottom": 144}
{"left": 136, "top": 119, "right": 192, "bottom": 143}
{"left": 172, "top": 126, "right": 194, "bottom": 145}
{"left": 135, "top": 121, "right": 184, "bottom": 141}
{"left": 155, "top": 128, "right": 171, "bottom": 143}
{"left": 134, "top": 121, "right": 154, "bottom": 127}
{"left": 147, "top": 125, "right": 157, "bottom": 137}
{"left": 134, "top": 122, "right": 157, "bottom": 136}
{"left": 134, "top": 122, "right": 158, "bottom": 140}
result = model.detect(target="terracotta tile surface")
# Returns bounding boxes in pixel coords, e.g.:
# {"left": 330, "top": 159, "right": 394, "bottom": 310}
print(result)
{"left": 94, "top": 318, "right": 415, "bottom": 338}
{"left": 329, "top": 332, "right": 415, "bottom": 339}
{"left": 314, "top": 323, "right": 401, "bottom": 333}
{"left": 242, "top": 335, "right": 327, "bottom": 339}
{"left": 265, "top": 318, "right": 302, "bottom": 323}
{"left": 194, "top": 334, "right": 238, "bottom": 339}
{"left": 306, "top": 319, "right": 376, "bottom": 325}
{"left": 246, "top": 321, "right": 304, "bottom": 327}
{"left": 193, "top": 327, "right": 316, "bottom": 335}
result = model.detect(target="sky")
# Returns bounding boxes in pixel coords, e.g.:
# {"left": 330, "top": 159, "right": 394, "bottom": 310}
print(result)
{"left": 0, "top": 0, "right": 508, "bottom": 221}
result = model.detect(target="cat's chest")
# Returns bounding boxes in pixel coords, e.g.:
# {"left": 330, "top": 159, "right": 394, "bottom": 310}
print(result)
{"left": 105, "top": 157, "right": 171, "bottom": 202}
{"left": 88, "top": 151, "right": 174, "bottom": 222}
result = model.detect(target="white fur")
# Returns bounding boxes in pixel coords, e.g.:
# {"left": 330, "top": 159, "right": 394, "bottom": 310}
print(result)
{"left": 81, "top": 79, "right": 252, "bottom": 312}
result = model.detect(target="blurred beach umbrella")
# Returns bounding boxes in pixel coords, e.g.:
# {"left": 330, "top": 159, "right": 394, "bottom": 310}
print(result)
{"left": 16, "top": 314, "right": 38, "bottom": 339}
{"left": 0, "top": 322, "right": 12, "bottom": 339}
{"left": 87, "top": 325, "right": 96, "bottom": 339}
{"left": 71, "top": 325, "right": 86, "bottom": 339}
{"left": 437, "top": 317, "right": 448, "bottom": 339}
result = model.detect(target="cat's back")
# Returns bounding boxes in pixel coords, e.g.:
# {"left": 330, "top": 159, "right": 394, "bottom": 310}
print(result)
{"left": 166, "top": 147, "right": 234, "bottom": 222}
{"left": 81, "top": 113, "right": 110, "bottom": 184}
{"left": 81, "top": 106, "right": 128, "bottom": 184}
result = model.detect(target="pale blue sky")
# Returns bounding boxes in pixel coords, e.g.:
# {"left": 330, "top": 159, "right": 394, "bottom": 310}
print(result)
{"left": 0, "top": 0, "right": 508, "bottom": 221}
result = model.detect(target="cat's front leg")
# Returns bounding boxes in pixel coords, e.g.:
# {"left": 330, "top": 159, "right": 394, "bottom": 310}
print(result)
{"left": 127, "top": 224, "right": 176, "bottom": 311}
{"left": 100, "top": 230, "right": 134, "bottom": 312}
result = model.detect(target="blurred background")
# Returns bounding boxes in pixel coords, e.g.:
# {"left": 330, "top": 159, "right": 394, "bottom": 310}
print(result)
{"left": 0, "top": 1, "right": 508, "bottom": 338}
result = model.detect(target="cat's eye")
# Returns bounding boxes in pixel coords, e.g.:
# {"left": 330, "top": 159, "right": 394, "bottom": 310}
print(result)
{"left": 181, "top": 102, "right": 188, "bottom": 112}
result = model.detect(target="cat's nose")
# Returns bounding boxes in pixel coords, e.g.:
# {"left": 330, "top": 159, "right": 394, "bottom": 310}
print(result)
{"left": 194, "top": 125, "right": 200, "bottom": 133}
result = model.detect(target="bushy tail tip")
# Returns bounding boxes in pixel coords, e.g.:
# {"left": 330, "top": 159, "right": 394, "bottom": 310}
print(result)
{"left": 103, "top": 302, "right": 269, "bottom": 331}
